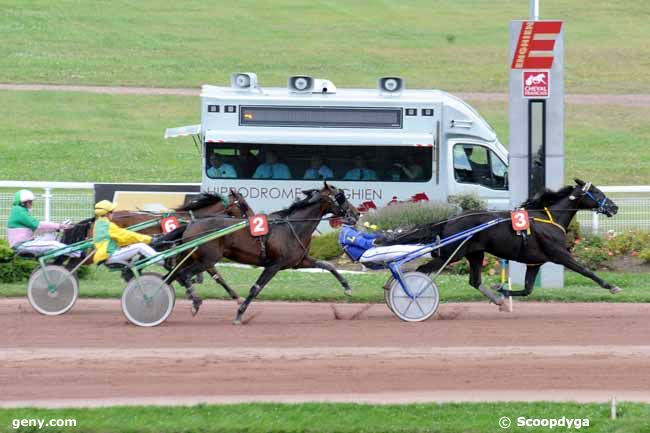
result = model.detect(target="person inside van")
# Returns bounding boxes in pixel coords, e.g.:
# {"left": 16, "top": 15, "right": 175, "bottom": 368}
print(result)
{"left": 343, "top": 155, "right": 378, "bottom": 181}
{"left": 303, "top": 155, "right": 334, "bottom": 180}
{"left": 238, "top": 145, "right": 259, "bottom": 178}
{"left": 207, "top": 153, "right": 237, "bottom": 178}
{"left": 396, "top": 155, "right": 424, "bottom": 180}
{"left": 253, "top": 150, "right": 292, "bottom": 179}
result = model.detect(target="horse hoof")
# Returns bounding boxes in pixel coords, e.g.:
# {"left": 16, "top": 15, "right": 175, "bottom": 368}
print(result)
{"left": 236, "top": 297, "right": 244, "bottom": 305}
{"left": 232, "top": 319, "right": 242, "bottom": 326}
{"left": 499, "top": 302, "right": 512, "bottom": 313}
{"left": 344, "top": 289, "right": 353, "bottom": 297}
{"left": 610, "top": 286, "right": 623, "bottom": 294}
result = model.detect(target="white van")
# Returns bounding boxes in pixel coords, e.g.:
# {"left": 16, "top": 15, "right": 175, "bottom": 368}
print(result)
{"left": 166, "top": 74, "right": 509, "bottom": 213}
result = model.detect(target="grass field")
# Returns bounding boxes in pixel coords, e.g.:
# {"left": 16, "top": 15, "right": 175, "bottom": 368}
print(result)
{"left": 1, "top": 1, "right": 649, "bottom": 94}
{"left": 1, "top": 91, "right": 649, "bottom": 184}
{"left": 1, "top": 265, "right": 648, "bottom": 303}
{"left": 1, "top": 402, "right": 649, "bottom": 433}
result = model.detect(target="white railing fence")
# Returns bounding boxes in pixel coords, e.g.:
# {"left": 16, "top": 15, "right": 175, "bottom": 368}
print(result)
{"left": 0, "top": 181, "right": 94, "bottom": 239}
{"left": 575, "top": 186, "right": 650, "bottom": 235}
{"left": 1, "top": 182, "right": 649, "bottom": 239}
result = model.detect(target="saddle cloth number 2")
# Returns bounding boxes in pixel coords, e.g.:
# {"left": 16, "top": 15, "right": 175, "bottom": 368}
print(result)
{"left": 511, "top": 209, "right": 530, "bottom": 231}
{"left": 249, "top": 215, "right": 269, "bottom": 237}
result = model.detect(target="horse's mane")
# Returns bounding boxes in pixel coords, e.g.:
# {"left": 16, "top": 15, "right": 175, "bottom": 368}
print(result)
{"left": 175, "top": 193, "right": 227, "bottom": 211}
{"left": 272, "top": 190, "right": 320, "bottom": 218}
{"left": 61, "top": 217, "right": 95, "bottom": 244}
{"left": 519, "top": 185, "right": 575, "bottom": 209}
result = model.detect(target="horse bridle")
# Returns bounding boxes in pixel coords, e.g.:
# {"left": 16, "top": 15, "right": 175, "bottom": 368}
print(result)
{"left": 230, "top": 196, "right": 251, "bottom": 217}
{"left": 570, "top": 182, "right": 610, "bottom": 214}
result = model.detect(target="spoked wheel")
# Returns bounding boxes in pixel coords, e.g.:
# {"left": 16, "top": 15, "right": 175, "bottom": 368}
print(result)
{"left": 121, "top": 272, "right": 175, "bottom": 327}
{"left": 388, "top": 271, "right": 440, "bottom": 322}
{"left": 27, "top": 265, "right": 79, "bottom": 316}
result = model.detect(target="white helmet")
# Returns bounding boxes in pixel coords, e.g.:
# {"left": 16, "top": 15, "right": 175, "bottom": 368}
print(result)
{"left": 17, "top": 189, "right": 35, "bottom": 204}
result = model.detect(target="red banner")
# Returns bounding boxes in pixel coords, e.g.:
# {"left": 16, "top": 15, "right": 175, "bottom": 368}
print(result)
{"left": 511, "top": 21, "right": 562, "bottom": 69}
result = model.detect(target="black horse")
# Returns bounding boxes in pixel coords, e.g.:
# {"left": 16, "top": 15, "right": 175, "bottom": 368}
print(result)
{"left": 387, "top": 179, "right": 620, "bottom": 305}
{"left": 168, "top": 182, "right": 360, "bottom": 324}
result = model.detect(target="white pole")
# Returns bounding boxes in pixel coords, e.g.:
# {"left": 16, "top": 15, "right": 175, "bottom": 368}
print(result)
{"left": 530, "top": 0, "right": 539, "bottom": 20}
{"left": 592, "top": 212, "right": 599, "bottom": 235}
{"left": 43, "top": 187, "right": 52, "bottom": 222}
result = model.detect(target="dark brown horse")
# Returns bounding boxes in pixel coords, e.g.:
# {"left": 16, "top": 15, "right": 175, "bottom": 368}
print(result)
{"left": 168, "top": 183, "right": 359, "bottom": 324}
{"left": 386, "top": 179, "right": 620, "bottom": 306}
{"left": 60, "top": 189, "right": 254, "bottom": 306}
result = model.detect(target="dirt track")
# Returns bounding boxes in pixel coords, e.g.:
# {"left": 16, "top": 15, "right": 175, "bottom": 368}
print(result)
{"left": 1, "top": 298, "right": 650, "bottom": 408}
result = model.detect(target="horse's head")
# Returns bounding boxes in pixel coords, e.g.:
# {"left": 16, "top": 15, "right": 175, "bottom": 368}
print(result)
{"left": 60, "top": 217, "right": 95, "bottom": 244}
{"left": 571, "top": 179, "right": 618, "bottom": 217}
{"left": 227, "top": 188, "right": 254, "bottom": 218}
{"left": 318, "top": 182, "right": 360, "bottom": 223}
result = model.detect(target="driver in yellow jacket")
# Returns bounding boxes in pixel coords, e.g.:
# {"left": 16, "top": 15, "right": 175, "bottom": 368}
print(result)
{"left": 91, "top": 200, "right": 161, "bottom": 266}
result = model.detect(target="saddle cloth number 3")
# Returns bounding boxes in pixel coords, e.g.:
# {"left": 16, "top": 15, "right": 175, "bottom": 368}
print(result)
{"left": 249, "top": 214, "right": 269, "bottom": 237}
{"left": 511, "top": 209, "right": 530, "bottom": 231}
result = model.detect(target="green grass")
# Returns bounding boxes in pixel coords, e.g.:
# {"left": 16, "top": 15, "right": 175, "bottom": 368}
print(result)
{"left": 1, "top": 1, "right": 649, "bottom": 93}
{"left": 1, "top": 264, "right": 648, "bottom": 303}
{"left": 1, "top": 91, "right": 649, "bottom": 185}
{"left": 468, "top": 99, "right": 650, "bottom": 185}
{"left": 1, "top": 402, "right": 650, "bottom": 433}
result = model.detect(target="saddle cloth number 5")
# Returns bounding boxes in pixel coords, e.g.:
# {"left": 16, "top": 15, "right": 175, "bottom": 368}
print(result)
{"left": 161, "top": 216, "right": 180, "bottom": 234}
{"left": 249, "top": 214, "right": 269, "bottom": 237}
{"left": 511, "top": 209, "right": 530, "bottom": 231}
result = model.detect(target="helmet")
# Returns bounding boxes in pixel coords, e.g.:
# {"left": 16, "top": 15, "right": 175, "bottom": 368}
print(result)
{"left": 16, "top": 189, "right": 35, "bottom": 205}
{"left": 94, "top": 200, "right": 117, "bottom": 216}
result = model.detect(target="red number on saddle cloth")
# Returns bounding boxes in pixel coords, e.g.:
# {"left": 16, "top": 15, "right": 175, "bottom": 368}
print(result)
{"left": 249, "top": 214, "right": 269, "bottom": 237}
{"left": 161, "top": 216, "right": 180, "bottom": 234}
{"left": 510, "top": 209, "right": 530, "bottom": 231}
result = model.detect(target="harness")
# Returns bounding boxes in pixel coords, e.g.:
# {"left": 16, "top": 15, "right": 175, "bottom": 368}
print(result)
{"left": 532, "top": 207, "right": 566, "bottom": 234}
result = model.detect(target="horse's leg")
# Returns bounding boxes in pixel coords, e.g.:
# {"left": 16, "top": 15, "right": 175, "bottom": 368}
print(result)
{"left": 498, "top": 264, "right": 541, "bottom": 297}
{"left": 415, "top": 257, "right": 446, "bottom": 275}
{"left": 466, "top": 251, "right": 505, "bottom": 306}
{"left": 170, "top": 260, "right": 207, "bottom": 316}
{"left": 298, "top": 256, "right": 352, "bottom": 296}
{"left": 551, "top": 251, "right": 622, "bottom": 293}
{"left": 206, "top": 266, "right": 243, "bottom": 304}
{"left": 233, "top": 266, "right": 281, "bottom": 325}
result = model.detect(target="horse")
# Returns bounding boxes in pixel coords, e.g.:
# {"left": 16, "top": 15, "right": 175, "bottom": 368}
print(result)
{"left": 167, "top": 182, "right": 359, "bottom": 325}
{"left": 58, "top": 189, "right": 254, "bottom": 306}
{"left": 385, "top": 179, "right": 620, "bottom": 306}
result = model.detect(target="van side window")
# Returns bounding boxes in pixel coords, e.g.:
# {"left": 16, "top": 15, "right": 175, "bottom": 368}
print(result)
{"left": 204, "top": 143, "right": 433, "bottom": 182}
{"left": 453, "top": 144, "right": 507, "bottom": 190}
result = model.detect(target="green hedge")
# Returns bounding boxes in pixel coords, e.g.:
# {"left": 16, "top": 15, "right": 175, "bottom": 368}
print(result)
{"left": 0, "top": 240, "right": 37, "bottom": 283}
{"left": 310, "top": 231, "right": 343, "bottom": 260}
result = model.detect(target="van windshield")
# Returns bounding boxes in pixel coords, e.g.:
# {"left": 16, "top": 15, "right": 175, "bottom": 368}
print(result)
{"left": 205, "top": 143, "right": 433, "bottom": 182}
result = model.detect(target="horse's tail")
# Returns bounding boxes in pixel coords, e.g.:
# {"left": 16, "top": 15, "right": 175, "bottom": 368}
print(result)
{"left": 383, "top": 222, "right": 447, "bottom": 246}
{"left": 61, "top": 217, "right": 95, "bottom": 244}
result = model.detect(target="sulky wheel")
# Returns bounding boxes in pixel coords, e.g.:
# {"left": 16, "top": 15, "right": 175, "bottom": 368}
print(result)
{"left": 388, "top": 271, "right": 440, "bottom": 322}
{"left": 121, "top": 272, "right": 175, "bottom": 327}
{"left": 27, "top": 265, "right": 79, "bottom": 316}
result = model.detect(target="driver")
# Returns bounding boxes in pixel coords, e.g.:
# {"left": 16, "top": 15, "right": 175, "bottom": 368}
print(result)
{"left": 91, "top": 200, "right": 162, "bottom": 266}
{"left": 338, "top": 224, "right": 425, "bottom": 266}
{"left": 7, "top": 189, "right": 76, "bottom": 257}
